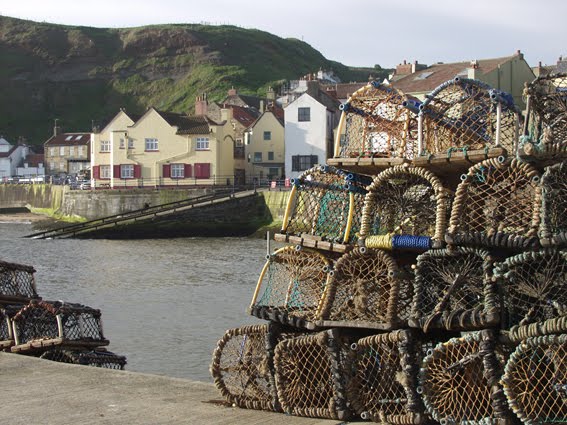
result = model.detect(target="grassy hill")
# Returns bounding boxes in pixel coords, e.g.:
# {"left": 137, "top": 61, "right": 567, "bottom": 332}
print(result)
{"left": 0, "top": 16, "right": 389, "bottom": 146}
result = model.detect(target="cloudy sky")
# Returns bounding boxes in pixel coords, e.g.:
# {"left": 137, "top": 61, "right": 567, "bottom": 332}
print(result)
{"left": 2, "top": 0, "right": 565, "bottom": 69}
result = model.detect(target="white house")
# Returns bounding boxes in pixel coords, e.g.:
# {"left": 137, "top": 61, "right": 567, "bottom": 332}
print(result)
{"left": 284, "top": 82, "right": 341, "bottom": 179}
{"left": 0, "top": 137, "right": 28, "bottom": 179}
{"left": 16, "top": 154, "right": 45, "bottom": 179}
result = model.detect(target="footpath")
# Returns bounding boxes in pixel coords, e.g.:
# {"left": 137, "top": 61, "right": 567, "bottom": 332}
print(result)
{"left": 0, "top": 353, "right": 344, "bottom": 425}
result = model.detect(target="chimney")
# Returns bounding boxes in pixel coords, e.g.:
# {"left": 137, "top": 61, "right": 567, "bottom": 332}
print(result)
{"left": 516, "top": 49, "right": 523, "bottom": 60}
{"left": 260, "top": 100, "right": 265, "bottom": 113}
{"left": 221, "top": 106, "right": 233, "bottom": 122}
{"left": 195, "top": 94, "right": 208, "bottom": 116}
{"left": 228, "top": 86, "right": 237, "bottom": 96}
{"left": 53, "top": 119, "right": 61, "bottom": 136}
{"left": 266, "top": 86, "right": 275, "bottom": 101}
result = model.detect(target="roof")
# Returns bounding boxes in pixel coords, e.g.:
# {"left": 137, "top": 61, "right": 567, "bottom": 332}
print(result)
{"left": 322, "top": 82, "right": 368, "bottom": 101}
{"left": 229, "top": 104, "right": 258, "bottom": 127}
{"left": 44, "top": 133, "right": 91, "bottom": 147}
{"left": 155, "top": 110, "right": 214, "bottom": 135}
{"left": 95, "top": 110, "right": 142, "bottom": 133}
{"left": 0, "top": 145, "right": 17, "bottom": 158}
{"left": 391, "top": 54, "right": 521, "bottom": 94}
{"left": 23, "top": 153, "right": 44, "bottom": 167}
{"left": 222, "top": 93, "right": 264, "bottom": 110}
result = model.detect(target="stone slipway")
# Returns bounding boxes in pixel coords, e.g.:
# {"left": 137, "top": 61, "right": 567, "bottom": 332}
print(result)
{"left": 0, "top": 352, "right": 347, "bottom": 425}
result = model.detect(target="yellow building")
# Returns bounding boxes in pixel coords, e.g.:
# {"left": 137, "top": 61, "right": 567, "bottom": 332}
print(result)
{"left": 90, "top": 107, "right": 236, "bottom": 188}
{"left": 44, "top": 122, "right": 90, "bottom": 176}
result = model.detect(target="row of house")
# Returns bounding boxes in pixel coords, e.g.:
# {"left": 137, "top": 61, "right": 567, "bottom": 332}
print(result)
{"left": 35, "top": 51, "right": 555, "bottom": 188}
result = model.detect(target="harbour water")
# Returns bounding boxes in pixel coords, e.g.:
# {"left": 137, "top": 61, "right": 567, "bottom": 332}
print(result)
{"left": 0, "top": 219, "right": 270, "bottom": 382}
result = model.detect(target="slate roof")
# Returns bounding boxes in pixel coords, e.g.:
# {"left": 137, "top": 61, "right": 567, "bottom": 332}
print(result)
{"left": 44, "top": 133, "right": 91, "bottom": 146}
{"left": 155, "top": 110, "right": 214, "bottom": 135}
{"left": 391, "top": 54, "right": 519, "bottom": 94}
{"left": 323, "top": 82, "right": 368, "bottom": 101}
{"left": 0, "top": 145, "right": 17, "bottom": 158}
{"left": 23, "top": 154, "right": 44, "bottom": 167}
{"left": 229, "top": 105, "right": 257, "bottom": 127}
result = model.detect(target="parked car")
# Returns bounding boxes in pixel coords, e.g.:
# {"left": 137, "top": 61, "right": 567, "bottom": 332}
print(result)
{"left": 79, "top": 180, "right": 91, "bottom": 190}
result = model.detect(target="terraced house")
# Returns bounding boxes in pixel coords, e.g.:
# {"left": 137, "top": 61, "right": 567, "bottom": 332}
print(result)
{"left": 90, "top": 107, "right": 236, "bottom": 188}
{"left": 43, "top": 124, "right": 90, "bottom": 176}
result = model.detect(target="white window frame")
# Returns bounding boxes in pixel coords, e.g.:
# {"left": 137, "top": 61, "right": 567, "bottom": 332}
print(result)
{"left": 263, "top": 131, "right": 271, "bottom": 140}
{"left": 196, "top": 137, "right": 209, "bottom": 150}
{"left": 171, "top": 164, "right": 185, "bottom": 179}
{"left": 100, "top": 165, "right": 111, "bottom": 179}
{"left": 100, "top": 140, "right": 111, "bottom": 152}
{"left": 298, "top": 107, "right": 311, "bottom": 122}
{"left": 145, "top": 138, "right": 158, "bottom": 151}
{"left": 49, "top": 147, "right": 55, "bottom": 156}
{"left": 78, "top": 146, "right": 85, "bottom": 157}
{"left": 120, "top": 164, "right": 134, "bottom": 179}
{"left": 128, "top": 138, "right": 134, "bottom": 149}
{"left": 59, "top": 146, "right": 65, "bottom": 156}
{"left": 119, "top": 138, "right": 125, "bottom": 149}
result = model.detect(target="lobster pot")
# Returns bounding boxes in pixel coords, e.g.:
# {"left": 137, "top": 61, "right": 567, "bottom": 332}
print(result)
{"left": 318, "top": 248, "right": 412, "bottom": 330}
{"left": 347, "top": 330, "right": 426, "bottom": 424}
{"left": 334, "top": 81, "right": 419, "bottom": 159}
{"left": 502, "top": 333, "right": 567, "bottom": 424}
{"left": 40, "top": 348, "right": 127, "bottom": 370}
{"left": 359, "top": 166, "right": 450, "bottom": 251}
{"left": 540, "top": 161, "right": 567, "bottom": 247}
{"left": 506, "top": 316, "right": 567, "bottom": 344}
{"left": 249, "top": 246, "right": 333, "bottom": 329}
{"left": 11, "top": 300, "right": 108, "bottom": 352}
{"left": 419, "top": 330, "right": 511, "bottom": 424}
{"left": 273, "top": 329, "right": 352, "bottom": 420}
{"left": 409, "top": 247, "right": 499, "bottom": 332}
{"left": 494, "top": 249, "right": 567, "bottom": 329}
{"left": 419, "top": 77, "right": 519, "bottom": 155}
{"left": 210, "top": 323, "right": 300, "bottom": 411}
{"left": 0, "top": 305, "right": 20, "bottom": 350}
{"left": 0, "top": 260, "right": 39, "bottom": 303}
{"left": 520, "top": 72, "right": 567, "bottom": 160}
{"left": 280, "top": 166, "right": 368, "bottom": 246}
{"left": 447, "top": 157, "right": 542, "bottom": 250}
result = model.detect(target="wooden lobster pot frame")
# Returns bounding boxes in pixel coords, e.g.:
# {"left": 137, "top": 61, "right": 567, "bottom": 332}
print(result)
{"left": 347, "top": 330, "right": 426, "bottom": 424}
{"left": 409, "top": 247, "right": 500, "bottom": 332}
{"left": 419, "top": 77, "right": 520, "bottom": 157}
{"left": 359, "top": 165, "right": 451, "bottom": 251}
{"left": 540, "top": 161, "right": 567, "bottom": 247}
{"left": 333, "top": 81, "right": 419, "bottom": 160}
{"left": 419, "top": 330, "right": 512, "bottom": 424}
{"left": 278, "top": 166, "right": 369, "bottom": 249}
{"left": 502, "top": 333, "right": 567, "bottom": 425}
{"left": 520, "top": 72, "right": 567, "bottom": 161}
{"left": 317, "top": 248, "right": 413, "bottom": 330}
{"left": 210, "top": 323, "right": 300, "bottom": 412}
{"left": 506, "top": 315, "right": 567, "bottom": 344}
{"left": 447, "top": 157, "right": 542, "bottom": 250}
{"left": 11, "top": 300, "right": 109, "bottom": 353}
{"left": 0, "top": 260, "right": 39, "bottom": 304}
{"left": 40, "top": 348, "right": 127, "bottom": 370}
{"left": 273, "top": 329, "right": 353, "bottom": 420}
{"left": 494, "top": 249, "right": 567, "bottom": 329}
{"left": 249, "top": 246, "right": 333, "bottom": 330}
{"left": 0, "top": 305, "right": 20, "bottom": 350}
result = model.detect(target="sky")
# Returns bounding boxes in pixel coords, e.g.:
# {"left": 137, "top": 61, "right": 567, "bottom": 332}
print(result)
{"left": 1, "top": 0, "right": 565, "bottom": 69}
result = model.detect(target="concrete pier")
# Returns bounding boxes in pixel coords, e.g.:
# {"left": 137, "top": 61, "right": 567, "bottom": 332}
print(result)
{"left": 0, "top": 353, "right": 346, "bottom": 424}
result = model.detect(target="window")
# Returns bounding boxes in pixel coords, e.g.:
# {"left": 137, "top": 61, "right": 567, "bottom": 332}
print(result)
{"left": 59, "top": 146, "right": 65, "bottom": 156}
{"left": 49, "top": 161, "right": 55, "bottom": 171}
{"left": 78, "top": 146, "right": 85, "bottom": 157}
{"left": 69, "top": 146, "right": 75, "bottom": 157}
{"left": 292, "top": 155, "right": 318, "bottom": 172}
{"left": 235, "top": 138, "right": 243, "bottom": 147}
{"left": 119, "top": 138, "right": 125, "bottom": 149}
{"left": 298, "top": 107, "right": 311, "bottom": 122}
{"left": 263, "top": 131, "right": 271, "bottom": 140}
{"left": 100, "top": 165, "right": 111, "bottom": 179}
{"left": 128, "top": 138, "right": 134, "bottom": 149}
{"left": 49, "top": 147, "right": 55, "bottom": 156}
{"left": 121, "top": 164, "right": 134, "bottom": 179}
{"left": 100, "top": 140, "right": 111, "bottom": 152}
{"left": 59, "top": 161, "right": 65, "bottom": 171}
{"left": 145, "top": 138, "right": 158, "bottom": 151}
{"left": 269, "top": 167, "right": 279, "bottom": 177}
{"left": 268, "top": 151, "right": 274, "bottom": 161}
{"left": 196, "top": 137, "right": 209, "bottom": 150}
{"left": 171, "top": 164, "right": 185, "bottom": 178}
{"left": 254, "top": 152, "right": 262, "bottom": 162}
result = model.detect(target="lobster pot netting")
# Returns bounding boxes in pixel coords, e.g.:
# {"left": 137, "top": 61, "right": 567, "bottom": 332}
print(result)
{"left": 282, "top": 166, "right": 368, "bottom": 244}
{"left": 40, "top": 348, "right": 127, "bottom": 370}
{"left": 540, "top": 161, "right": 567, "bottom": 247}
{"left": 503, "top": 334, "right": 567, "bottom": 425}
{"left": 521, "top": 73, "right": 567, "bottom": 158}
{"left": 448, "top": 157, "right": 542, "bottom": 250}
{"left": 420, "top": 77, "right": 519, "bottom": 155}
{"left": 336, "top": 82, "right": 418, "bottom": 159}
{"left": 318, "top": 248, "right": 412, "bottom": 329}
{"left": 12, "top": 300, "right": 107, "bottom": 349}
{"left": 0, "top": 260, "right": 39, "bottom": 302}
{"left": 347, "top": 330, "right": 425, "bottom": 424}
{"left": 210, "top": 323, "right": 300, "bottom": 411}
{"left": 0, "top": 305, "right": 20, "bottom": 348}
{"left": 419, "top": 330, "right": 511, "bottom": 424}
{"left": 494, "top": 249, "right": 567, "bottom": 329}
{"left": 359, "top": 166, "right": 450, "bottom": 250}
{"left": 274, "top": 329, "right": 352, "bottom": 420}
{"left": 410, "top": 247, "right": 499, "bottom": 332}
{"left": 249, "top": 246, "right": 332, "bottom": 329}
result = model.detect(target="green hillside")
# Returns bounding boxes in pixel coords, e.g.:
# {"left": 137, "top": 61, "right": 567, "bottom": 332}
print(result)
{"left": 0, "top": 16, "right": 388, "bottom": 145}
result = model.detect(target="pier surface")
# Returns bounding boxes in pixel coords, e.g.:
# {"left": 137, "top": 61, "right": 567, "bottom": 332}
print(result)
{"left": 1, "top": 352, "right": 345, "bottom": 424}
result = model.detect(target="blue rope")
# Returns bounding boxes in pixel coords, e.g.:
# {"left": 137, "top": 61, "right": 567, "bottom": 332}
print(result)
{"left": 392, "top": 234, "right": 431, "bottom": 250}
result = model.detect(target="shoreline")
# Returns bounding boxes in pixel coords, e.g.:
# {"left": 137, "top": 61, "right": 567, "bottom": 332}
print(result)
{"left": 0, "top": 212, "right": 53, "bottom": 223}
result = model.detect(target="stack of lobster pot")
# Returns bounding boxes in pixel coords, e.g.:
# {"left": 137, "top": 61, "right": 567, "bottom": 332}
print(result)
{"left": 0, "top": 259, "right": 126, "bottom": 369}
{"left": 210, "top": 74, "right": 567, "bottom": 424}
